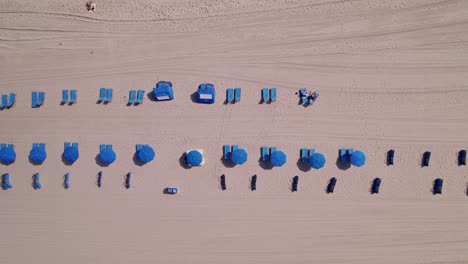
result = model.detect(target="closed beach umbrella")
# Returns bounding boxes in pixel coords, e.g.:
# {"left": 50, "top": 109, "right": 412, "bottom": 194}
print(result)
{"left": 186, "top": 150, "right": 203, "bottom": 166}
{"left": 63, "top": 146, "right": 79, "bottom": 164}
{"left": 309, "top": 153, "right": 326, "bottom": 169}
{"left": 0, "top": 147, "right": 16, "bottom": 165}
{"left": 350, "top": 150, "right": 366, "bottom": 167}
{"left": 231, "top": 148, "right": 248, "bottom": 165}
{"left": 99, "top": 148, "right": 116, "bottom": 165}
{"left": 270, "top": 151, "right": 287, "bottom": 167}
{"left": 29, "top": 146, "right": 47, "bottom": 164}
{"left": 137, "top": 146, "right": 155, "bottom": 164}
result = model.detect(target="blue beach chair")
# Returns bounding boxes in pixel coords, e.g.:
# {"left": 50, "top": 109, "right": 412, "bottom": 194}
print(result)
{"left": 105, "top": 88, "right": 113, "bottom": 103}
{"left": 270, "top": 88, "right": 277, "bottom": 102}
{"left": 300, "top": 148, "right": 308, "bottom": 162}
{"left": 128, "top": 90, "right": 136, "bottom": 105}
{"left": 7, "top": 93, "right": 15, "bottom": 108}
{"left": 37, "top": 92, "right": 45, "bottom": 106}
{"left": 61, "top": 90, "right": 68, "bottom": 104}
{"left": 387, "top": 149, "right": 395, "bottom": 165}
{"left": 270, "top": 147, "right": 277, "bottom": 156}
{"left": 98, "top": 88, "right": 106, "bottom": 103}
{"left": 231, "top": 145, "right": 238, "bottom": 153}
{"left": 0, "top": 94, "right": 7, "bottom": 109}
{"left": 223, "top": 145, "right": 230, "bottom": 160}
{"left": 262, "top": 88, "right": 269, "bottom": 103}
{"left": 31, "top": 92, "right": 38, "bottom": 108}
{"left": 235, "top": 88, "right": 241, "bottom": 102}
{"left": 308, "top": 149, "right": 315, "bottom": 158}
{"left": 433, "top": 178, "right": 443, "bottom": 195}
{"left": 340, "top": 149, "right": 347, "bottom": 163}
{"left": 299, "top": 88, "right": 308, "bottom": 104}
{"left": 136, "top": 144, "right": 143, "bottom": 151}
{"left": 69, "top": 90, "right": 77, "bottom": 104}
{"left": 226, "top": 88, "right": 234, "bottom": 103}
{"left": 100, "top": 144, "right": 106, "bottom": 152}
{"left": 136, "top": 90, "right": 144, "bottom": 104}
{"left": 261, "top": 146, "right": 268, "bottom": 161}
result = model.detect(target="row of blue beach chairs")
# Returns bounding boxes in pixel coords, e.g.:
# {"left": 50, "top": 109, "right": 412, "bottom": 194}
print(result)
{"left": 0, "top": 93, "right": 15, "bottom": 110}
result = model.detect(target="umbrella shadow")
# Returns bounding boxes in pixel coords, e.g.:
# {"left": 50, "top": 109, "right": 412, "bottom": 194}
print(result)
{"left": 335, "top": 150, "right": 351, "bottom": 170}
{"left": 132, "top": 152, "right": 145, "bottom": 166}
{"left": 179, "top": 153, "right": 191, "bottom": 169}
{"left": 297, "top": 158, "right": 311, "bottom": 172}
{"left": 190, "top": 92, "right": 198, "bottom": 103}
{"left": 147, "top": 91, "right": 157, "bottom": 102}
{"left": 258, "top": 157, "right": 273, "bottom": 170}
{"left": 220, "top": 155, "right": 235, "bottom": 168}
{"left": 95, "top": 154, "right": 110, "bottom": 167}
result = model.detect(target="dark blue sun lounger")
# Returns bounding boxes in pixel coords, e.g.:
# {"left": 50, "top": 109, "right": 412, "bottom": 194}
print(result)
{"left": 251, "top": 175, "right": 257, "bottom": 191}
{"left": 234, "top": 88, "right": 241, "bottom": 102}
{"left": 387, "top": 149, "right": 394, "bottom": 165}
{"left": 371, "top": 178, "right": 381, "bottom": 194}
{"left": 458, "top": 150, "right": 466, "bottom": 166}
{"left": 136, "top": 90, "right": 144, "bottom": 104}
{"left": 261, "top": 146, "right": 268, "bottom": 161}
{"left": 105, "top": 89, "right": 113, "bottom": 103}
{"left": 300, "top": 148, "right": 308, "bottom": 162}
{"left": 7, "top": 93, "right": 15, "bottom": 108}
{"left": 327, "top": 177, "right": 337, "bottom": 193}
{"left": 262, "top": 88, "right": 269, "bottom": 102}
{"left": 223, "top": 145, "right": 230, "bottom": 160}
{"left": 422, "top": 151, "right": 431, "bottom": 167}
{"left": 37, "top": 92, "right": 45, "bottom": 106}
{"left": 433, "top": 178, "right": 443, "bottom": 195}
{"left": 61, "top": 90, "right": 68, "bottom": 104}
{"left": 292, "top": 176, "right": 299, "bottom": 192}
{"left": 220, "top": 174, "right": 226, "bottom": 191}
{"left": 340, "top": 149, "right": 347, "bottom": 163}
{"left": 226, "top": 88, "right": 234, "bottom": 103}
{"left": 128, "top": 90, "right": 136, "bottom": 105}
{"left": 31, "top": 92, "right": 38, "bottom": 108}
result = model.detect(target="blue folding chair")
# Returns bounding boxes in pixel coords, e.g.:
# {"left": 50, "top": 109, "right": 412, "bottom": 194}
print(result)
{"left": 69, "top": 90, "right": 77, "bottom": 104}
{"left": 300, "top": 148, "right": 308, "bottom": 162}
{"left": 270, "top": 88, "right": 277, "bottom": 102}
{"left": 105, "top": 88, "right": 113, "bottom": 103}
{"left": 226, "top": 88, "right": 234, "bottom": 103}
{"left": 262, "top": 88, "right": 269, "bottom": 103}
{"left": 261, "top": 146, "right": 268, "bottom": 161}
{"left": 0, "top": 94, "right": 7, "bottom": 109}
{"left": 223, "top": 145, "right": 230, "bottom": 160}
{"left": 98, "top": 88, "right": 106, "bottom": 103}
{"left": 128, "top": 90, "right": 136, "bottom": 105}
{"left": 235, "top": 88, "right": 241, "bottom": 102}
{"left": 37, "top": 92, "right": 45, "bottom": 106}
{"left": 61, "top": 89, "right": 68, "bottom": 104}
{"left": 7, "top": 93, "right": 15, "bottom": 108}
{"left": 136, "top": 90, "right": 144, "bottom": 104}
{"left": 31, "top": 92, "right": 38, "bottom": 108}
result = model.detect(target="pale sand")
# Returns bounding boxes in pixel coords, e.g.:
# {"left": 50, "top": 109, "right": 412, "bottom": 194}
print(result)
{"left": 1, "top": 0, "right": 468, "bottom": 263}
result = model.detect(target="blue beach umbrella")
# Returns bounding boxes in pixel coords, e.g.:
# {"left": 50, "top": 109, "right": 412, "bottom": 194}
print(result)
{"left": 137, "top": 146, "right": 155, "bottom": 164}
{"left": 231, "top": 148, "right": 248, "bottom": 165}
{"left": 63, "top": 146, "right": 79, "bottom": 164}
{"left": 0, "top": 147, "right": 16, "bottom": 165}
{"left": 186, "top": 150, "right": 203, "bottom": 166}
{"left": 309, "top": 153, "right": 326, "bottom": 169}
{"left": 270, "top": 151, "right": 287, "bottom": 167}
{"left": 29, "top": 146, "right": 47, "bottom": 164}
{"left": 350, "top": 150, "right": 366, "bottom": 167}
{"left": 99, "top": 148, "right": 116, "bottom": 165}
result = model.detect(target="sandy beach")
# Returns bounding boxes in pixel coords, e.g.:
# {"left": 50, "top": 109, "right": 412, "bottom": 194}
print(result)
{"left": 1, "top": 0, "right": 468, "bottom": 263}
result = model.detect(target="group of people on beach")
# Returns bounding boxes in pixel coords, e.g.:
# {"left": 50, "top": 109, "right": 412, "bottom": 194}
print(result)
{"left": 300, "top": 90, "right": 319, "bottom": 105}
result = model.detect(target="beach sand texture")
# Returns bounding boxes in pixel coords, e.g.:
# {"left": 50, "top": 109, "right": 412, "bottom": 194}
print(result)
{"left": 1, "top": 0, "right": 468, "bottom": 263}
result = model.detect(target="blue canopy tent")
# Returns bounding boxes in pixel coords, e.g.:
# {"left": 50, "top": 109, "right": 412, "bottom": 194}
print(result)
{"left": 99, "top": 148, "right": 116, "bottom": 165}
{"left": 350, "top": 150, "right": 366, "bottom": 167}
{"left": 137, "top": 145, "right": 155, "bottom": 164}
{"left": 197, "top": 84, "right": 215, "bottom": 104}
{"left": 63, "top": 144, "right": 79, "bottom": 164}
{"left": 29, "top": 144, "right": 47, "bottom": 164}
{"left": 0, "top": 146, "right": 16, "bottom": 165}
{"left": 153, "top": 81, "right": 174, "bottom": 101}
{"left": 309, "top": 153, "right": 326, "bottom": 169}
{"left": 270, "top": 150, "right": 287, "bottom": 167}
{"left": 186, "top": 150, "right": 203, "bottom": 166}
{"left": 231, "top": 148, "right": 248, "bottom": 165}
